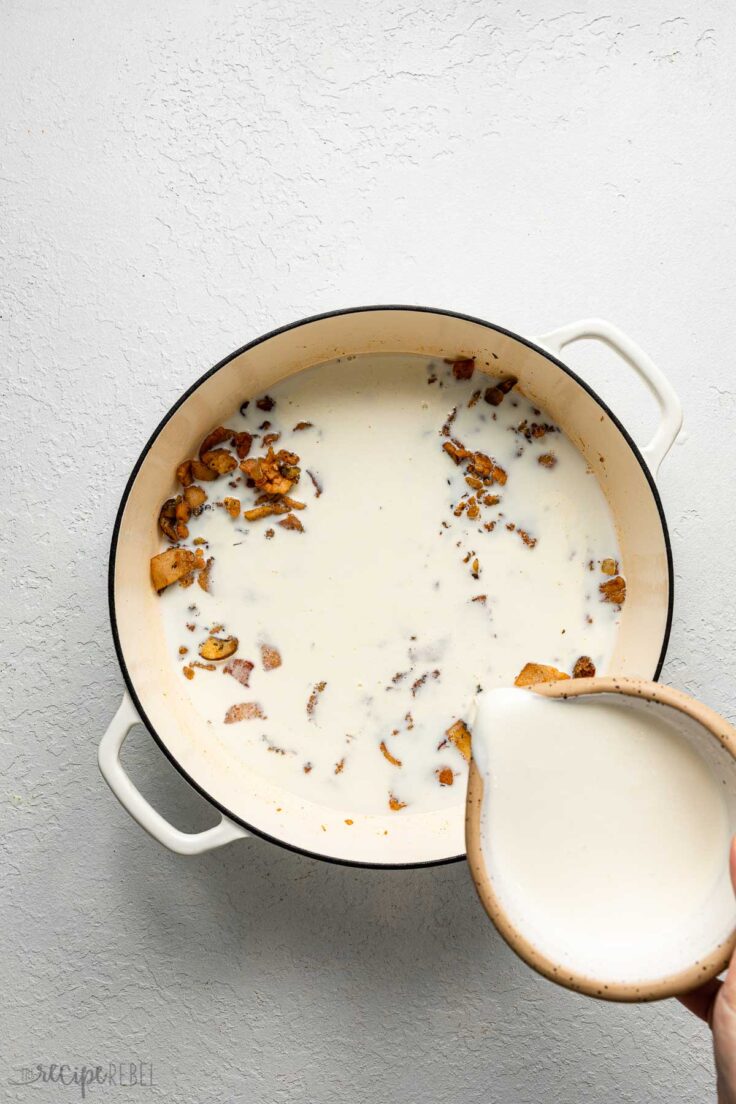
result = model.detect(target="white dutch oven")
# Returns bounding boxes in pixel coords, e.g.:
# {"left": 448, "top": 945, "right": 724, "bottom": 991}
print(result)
{"left": 99, "top": 307, "right": 682, "bottom": 867}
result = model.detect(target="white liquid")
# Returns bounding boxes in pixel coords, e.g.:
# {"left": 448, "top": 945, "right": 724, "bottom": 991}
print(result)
{"left": 159, "top": 353, "right": 623, "bottom": 816}
{"left": 473, "top": 689, "right": 736, "bottom": 981}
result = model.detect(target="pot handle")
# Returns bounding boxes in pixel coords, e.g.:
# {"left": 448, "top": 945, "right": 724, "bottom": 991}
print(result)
{"left": 535, "top": 318, "right": 682, "bottom": 476}
{"left": 98, "top": 693, "right": 249, "bottom": 854}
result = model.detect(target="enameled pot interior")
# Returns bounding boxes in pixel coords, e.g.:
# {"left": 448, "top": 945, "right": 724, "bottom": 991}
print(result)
{"left": 110, "top": 308, "right": 672, "bottom": 866}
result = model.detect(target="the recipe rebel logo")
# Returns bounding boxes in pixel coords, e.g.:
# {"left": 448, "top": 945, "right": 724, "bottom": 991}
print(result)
{"left": 8, "top": 1062, "right": 154, "bottom": 1098}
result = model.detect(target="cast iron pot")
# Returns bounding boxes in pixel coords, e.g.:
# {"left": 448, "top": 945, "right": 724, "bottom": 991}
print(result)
{"left": 99, "top": 307, "right": 681, "bottom": 867}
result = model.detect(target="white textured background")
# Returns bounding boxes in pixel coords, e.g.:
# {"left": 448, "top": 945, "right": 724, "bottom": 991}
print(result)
{"left": 3, "top": 2, "right": 735, "bottom": 1101}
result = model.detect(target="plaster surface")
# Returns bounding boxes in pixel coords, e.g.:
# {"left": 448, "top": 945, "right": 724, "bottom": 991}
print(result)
{"left": 2, "top": 2, "right": 735, "bottom": 1101}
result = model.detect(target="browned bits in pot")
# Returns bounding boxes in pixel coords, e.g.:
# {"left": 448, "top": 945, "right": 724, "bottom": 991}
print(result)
{"left": 449, "top": 357, "right": 475, "bottom": 380}
{"left": 388, "top": 794, "right": 407, "bottom": 811}
{"left": 600, "top": 575, "right": 626, "bottom": 605}
{"left": 199, "top": 427, "right": 231, "bottom": 458}
{"left": 443, "top": 441, "right": 472, "bottom": 465}
{"left": 446, "top": 719, "right": 472, "bottom": 762}
{"left": 201, "top": 449, "right": 237, "bottom": 476}
{"left": 241, "top": 447, "right": 300, "bottom": 497}
{"left": 279, "top": 513, "right": 304, "bottom": 532}
{"left": 484, "top": 376, "right": 518, "bottom": 406}
{"left": 224, "top": 702, "right": 266, "bottom": 723}
{"left": 573, "top": 656, "right": 596, "bottom": 679}
{"left": 151, "top": 548, "right": 197, "bottom": 592}
{"left": 379, "top": 741, "right": 402, "bottom": 767}
{"left": 538, "top": 452, "right": 557, "bottom": 468}
{"left": 514, "top": 662, "right": 570, "bottom": 688}
{"left": 601, "top": 558, "right": 619, "bottom": 576}
{"left": 437, "top": 767, "right": 454, "bottom": 786}
{"left": 256, "top": 395, "right": 275, "bottom": 412}
{"left": 190, "top": 459, "right": 218, "bottom": 482}
{"left": 199, "top": 635, "right": 238, "bottom": 661}
{"left": 184, "top": 484, "right": 207, "bottom": 509}
{"left": 231, "top": 431, "right": 253, "bottom": 459}
{"left": 223, "top": 496, "right": 241, "bottom": 518}
{"left": 261, "top": 644, "right": 282, "bottom": 671}
{"left": 224, "top": 658, "right": 254, "bottom": 687}
{"left": 307, "top": 680, "right": 327, "bottom": 718}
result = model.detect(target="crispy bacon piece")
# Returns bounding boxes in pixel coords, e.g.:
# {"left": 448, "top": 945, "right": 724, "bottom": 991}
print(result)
{"left": 201, "top": 449, "right": 237, "bottom": 475}
{"left": 241, "top": 447, "right": 300, "bottom": 497}
{"left": 151, "top": 548, "right": 197, "bottom": 592}
{"left": 224, "top": 702, "right": 266, "bottom": 723}
{"left": 307, "top": 680, "right": 327, "bottom": 718}
{"left": 446, "top": 719, "right": 472, "bottom": 762}
{"left": 443, "top": 440, "right": 472, "bottom": 465}
{"left": 573, "top": 656, "right": 596, "bottom": 679}
{"left": 183, "top": 666, "right": 194, "bottom": 680}
{"left": 514, "top": 663, "right": 570, "bottom": 688}
{"left": 256, "top": 395, "right": 275, "bottom": 411}
{"left": 601, "top": 558, "right": 619, "bottom": 576}
{"left": 380, "top": 741, "right": 402, "bottom": 767}
{"left": 158, "top": 498, "right": 180, "bottom": 543}
{"left": 600, "top": 576, "right": 626, "bottom": 605}
{"left": 307, "top": 470, "right": 323, "bottom": 497}
{"left": 261, "top": 644, "right": 282, "bottom": 671}
{"left": 388, "top": 794, "right": 407, "bottom": 811}
{"left": 198, "top": 557, "right": 214, "bottom": 592}
{"left": 224, "top": 658, "right": 254, "bottom": 687}
{"left": 198, "top": 635, "right": 238, "bottom": 661}
{"left": 450, "top": 357, "right": 475, "bottom": 380}
{"left": 199, "top": 427, "right": 231, "bottom": 458}
{"left": 437, "top": 767, "right": 454, "bottom": 786}
{"left": 231, "top": 431, "right": 253, "bottom": 459}
{"left": 191, "top": 459, "right": 218, "bottom": 482}
{"left": 223, "top": 496, "right": 241, "bottom": 518}
{"left": 484, "top": 376, "right": 518, "bottom": 406}
{"left": 184, "top": 485, "right": 207, "bottom": 509}
{"left": 176, "top": 460, "right": 194, "bottom": 487}
{"left": 538, "top": 453, "right": 557, "bottom": 468}
{"left": 279, "top": 514, "right": 304, "bottom": 532}
{"left": 293, "top": 421, "right": 313, "bottom": 431}
{"left": 244, "top": 505, "right": 275, "bottom": 521}
{"left": 335, "top": 758, "right": 345, "bottom": 775}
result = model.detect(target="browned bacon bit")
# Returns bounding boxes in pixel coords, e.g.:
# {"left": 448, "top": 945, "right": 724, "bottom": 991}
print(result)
{"left": 198, "top": 557, "right": 214, "bottom": 593}
{"left": 514, "top": 663, "right": 569, "bottom": 687}
{"left": 411, "top": 673, "right": 428, "bottom": 696}
{"left": 462, "top": 551, "right": 472, "bottom": 564}
{"left": 518, "top": 529, "right": 537, "bottom": 549}
{"left": 573, "top": 656, "right": 596, "bottom": 679}
{"left": 224, "top": 658, "right": 254, "bottom": 687}
{"left": 281, "top": 496, "right": 306, "bottom": 511}
{"left": 202, "top": 449, "right": 238, "bottom": 475}
{"left": 293, "top": 421, "right": 313, "bottom": 431}
{"left": 335, "top": 758, "right": 345, "bottom": 775}
{"left": 279, "top": 513, "right": 304, "bottom": 532}
{"left": 223, "top": 496, "right": 240, "bottom": 518}
{"left": 303, "top": 763, "right": 313, "bottom": 774}
{"left": 483, "top": 521, "right": 496, "bottom": 532}
{"left": 231, "top": 431, "right": 253, "bottom": 459}
{"left": 538, "top": 452, "right": 557, "bottom": 468}
{"left": 437, "top": 767, "right": 454, "bottom": 786}
{"left": 307, "top": 680, "right": 327, "bottom": 718}
{"left": 471, "top": 558, "right": 480, "bottom": 578}
{"left": 241, "top": 447, "right": 300, "bottom": 497}
{"left": 261, "top": 644, "right": 282, "bottom": 671}
{"left": 191, "top": 459, "right": 218, "bottom": 482}
{"left": 465, "top": 475, "right": 483, "bottom": 491}
{"left": 199, "top": 427, "right": 231, "bottom": 458}
{"left": 199, "top": 635, "right": 238, "bottom": 661}
{"left": 191, "top": 661, "right": 216, "bottom": 671}
{"left": 492, "top": 463, "right": 507, "bottom": 485}
{"left": 392, "top": 671, "right": 409, "bottom": 684}
{"left": 256, "top": 395, "right": 275, "bottom": 411}
{"left": 186, "top": 622, "right": 196, "bottom": 632}
{"left": 453, "top": 501, "right": 467, "bottom": 517}
{"left": 600, "top": 575, "right": 626, "bottom": 605}
{"left": 601, "top": 558, "right": 619, "bottom": 576}
{"left": 380, "top": 741, "right": 402, "bottom": 767}
{"left": 178, "top": 646, "right": 188, "bottom": 655}
{"left": 472, "top": 595, "right": 487, "bottom": 604}
{"left": 224, "top": 702, "right": 266, "bottom": 723}
{"left": 306, "top": 470, "right": 323, "bottom": 497}
{"left": 404, "top": 711, "right": 414, "bottom": 730}
{"left": 388, "top": 794, "right": 407, "bottom": 811}
{"left": 184, "top": 485, "right": 207, "bottom": 510}
{"left": 183, "top": 666, "right": 194, "bottom": 680}
{"left": 259, "top": 421, "right": 271, "bottom": 431}
{"left": 483, "top": 494, "right": 500, "bottom": 506}
{"left": 443, "top": 440, "right": 472, "bottom": 465}
{"left": 484, "top": 376, "right": 518, "bottom": 406}
{"left": 151, "top": 548, "right": 197, "bottom": 592}
{"left": 446, "top": 720, "right": 472, "bottom": 762}
{"left": 262, "top": 432, "right": 281, "bottom": 447}
{"left": 158, "top": 498, "right": 180, "bottom": 543}
{"left": 176, "top": 460, "right": 194, "bottom": 487}
{"left": 467, "top": 498, "right": 480, "bottom": 520}
{"left": 468, "top": 389, "right": 482, "bottom": 408}
{"left": 244, "top": 505, "right": 275, "bottom": 522}
{"left": 450, "top": 357, "right": 475, "bottom": 380}
{"left": 265, "top": 528, "right": 275, "bottom": 540}
{"left": 441, "top": 407, "right": 458, "bottom": 437}
{"left": 506, "top": 522, "right": 515, "bottom": 532}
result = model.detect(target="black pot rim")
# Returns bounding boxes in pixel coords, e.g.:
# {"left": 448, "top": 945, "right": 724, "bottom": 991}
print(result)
{"left": 108, "top": 304, "right": 674, "bottom": 870}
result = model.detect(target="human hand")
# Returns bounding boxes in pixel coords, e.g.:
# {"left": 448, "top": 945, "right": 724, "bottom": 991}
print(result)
{"left": 679, "top": 838, "right": 736, "bottom": 1103}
